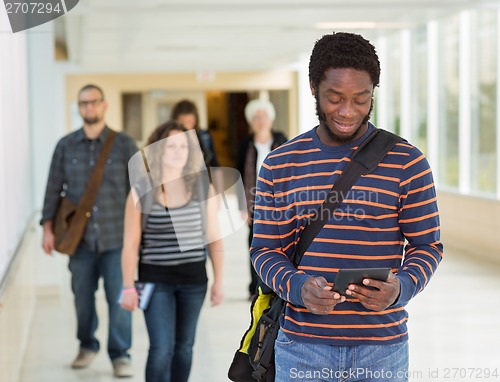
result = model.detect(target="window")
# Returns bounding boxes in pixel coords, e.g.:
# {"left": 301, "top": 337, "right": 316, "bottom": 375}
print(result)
{"left": 471, "top": 11, "right": 497, "bottom": 194}
{"left": 412, "top": 26, "right": 428, "bottom": 155}
{"left": 388, "top": 33, "right": 401, "bottom": 135}
{"left": 439, "top": 16, "right": 460, "bottom": 189}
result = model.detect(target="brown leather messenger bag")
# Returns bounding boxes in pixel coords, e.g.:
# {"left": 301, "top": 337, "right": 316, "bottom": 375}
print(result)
{"left": 53, "top": 130, "right": 117, "bottom": 255}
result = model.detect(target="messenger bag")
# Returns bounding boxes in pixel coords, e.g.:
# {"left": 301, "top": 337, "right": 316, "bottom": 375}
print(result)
{"left": 53, "top": 129, "right": 117, "bottom": 255}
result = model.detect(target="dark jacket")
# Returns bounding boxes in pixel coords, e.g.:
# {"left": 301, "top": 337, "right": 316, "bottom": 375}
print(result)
{"left": 197, "top": 129, "right": 219, "bottom": 168}
{"left": 236, "top": 131, "right": 288, "bottom": 218}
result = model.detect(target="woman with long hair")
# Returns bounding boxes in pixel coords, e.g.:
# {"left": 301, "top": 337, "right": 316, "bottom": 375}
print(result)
{"left": 120, "top": 121, "right": 224, "bottom": 382}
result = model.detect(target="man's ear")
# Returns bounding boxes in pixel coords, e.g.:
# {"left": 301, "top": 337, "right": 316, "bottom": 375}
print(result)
{"left": 309, "top": 81, "right": 315, "bottom": 96}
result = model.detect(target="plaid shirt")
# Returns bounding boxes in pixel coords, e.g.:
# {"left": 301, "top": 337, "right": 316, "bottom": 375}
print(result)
{"left": 41, "top": 126, "right": 138, "bottom": 252}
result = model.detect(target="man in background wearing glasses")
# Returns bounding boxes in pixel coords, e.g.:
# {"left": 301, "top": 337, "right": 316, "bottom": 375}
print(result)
{"left": 40, "top": 84, "right": 138, "bottom": 378}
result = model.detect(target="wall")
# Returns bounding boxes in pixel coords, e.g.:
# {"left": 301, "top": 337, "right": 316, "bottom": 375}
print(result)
{"left": 141, "top": 90, "right": 207, "bottom": 145}
{"left": 0, "top": 218, "right": 38, "bottom": 382}
{"left": 0, "top": 17, "right": 70, "bottom": 382}
{"left": 438, "top": 191, "right": 500, "bottom": 264}
{"left": 0, "top": 5, "right": 32, "bottom": 292}
{"left": 65, "top": 71, "right": 299, "bottom": 138}
{"left": 27, "top": 22, "right": 73, "bottom": 292}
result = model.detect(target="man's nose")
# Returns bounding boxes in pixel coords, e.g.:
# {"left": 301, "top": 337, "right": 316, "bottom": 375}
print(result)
{"left": 338, "top": 102, "right": 354, "bottom": 118}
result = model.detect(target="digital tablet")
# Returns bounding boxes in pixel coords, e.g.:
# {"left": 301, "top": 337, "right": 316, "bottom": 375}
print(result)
{"left": 332, "top": 267, "right": 391, "bottom": 297}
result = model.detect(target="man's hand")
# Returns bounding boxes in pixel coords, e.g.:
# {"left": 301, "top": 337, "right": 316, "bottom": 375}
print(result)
{"left": 345, "top": 272, "right": 400, "bottom": 311}
{"left": 42, "top": 221, "right": 55, "bottom": 255}
{"left": 301, "top": 276, "right": 346, "bottom": 315}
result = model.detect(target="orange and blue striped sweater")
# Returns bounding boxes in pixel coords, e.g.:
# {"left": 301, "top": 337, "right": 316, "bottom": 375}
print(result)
{"left": 250, "top": 124, "right": 443, "bottom": 346}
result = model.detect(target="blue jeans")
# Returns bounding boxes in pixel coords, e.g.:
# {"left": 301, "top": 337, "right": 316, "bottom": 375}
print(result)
{"left": 68, "top": 246, "right": 131, "bottom": 360}
{"left": 143, "top": 283, "right": 207, "bottom": 382}
{"left": 275, "top": 329, "right": 409, "bottom": 382}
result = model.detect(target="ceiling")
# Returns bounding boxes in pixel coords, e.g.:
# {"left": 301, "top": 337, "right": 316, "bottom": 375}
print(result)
{"left": 59, "top": 0, "right": 499, "bottom": 73}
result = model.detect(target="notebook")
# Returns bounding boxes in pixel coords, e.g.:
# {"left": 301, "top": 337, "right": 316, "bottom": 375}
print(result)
{"left": 118, "top": 282, "right": 155, "bottom": 310}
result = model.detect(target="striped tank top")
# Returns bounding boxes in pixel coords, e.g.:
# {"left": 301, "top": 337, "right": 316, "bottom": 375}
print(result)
{"left": 138, "top": 200, "right": 208, "bottom": 284}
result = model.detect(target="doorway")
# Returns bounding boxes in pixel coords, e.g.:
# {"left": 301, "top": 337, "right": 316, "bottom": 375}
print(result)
{"left": 121, "top": 89, "right": 290, "bottom": 168}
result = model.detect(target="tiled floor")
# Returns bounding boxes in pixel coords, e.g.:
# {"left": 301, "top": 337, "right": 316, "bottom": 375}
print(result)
{"left": 18, "top": 223, "right": 500, "bottom": 381}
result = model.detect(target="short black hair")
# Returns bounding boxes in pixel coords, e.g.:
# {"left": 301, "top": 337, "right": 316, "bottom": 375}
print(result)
{"left": 78, "top": 84, "right": 105, "bottom": 100}
{"left": 308, "top": 32, "right": 380, "bottom": 91}
{"left": 170, "top": 99, "right": 200, "bottom": 130}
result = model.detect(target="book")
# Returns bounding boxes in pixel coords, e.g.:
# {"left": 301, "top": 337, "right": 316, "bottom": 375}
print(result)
{"left": 118, "top": 282, "right": 155, "bottom": 310}
{"left": 135, "top": 282, "right": 155, "bottom": 310}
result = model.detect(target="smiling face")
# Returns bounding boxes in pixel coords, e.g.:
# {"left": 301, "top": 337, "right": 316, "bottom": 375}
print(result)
{"left": 313, "top": 67, "right": 374, "bottom": 146}
{"left": 162, "top": 130, "right": 189, "bottom": 170}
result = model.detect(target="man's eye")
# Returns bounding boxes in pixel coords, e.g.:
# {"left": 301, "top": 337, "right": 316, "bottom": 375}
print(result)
{"left": 355, "top": 99, "right": 370, "bottom": 105}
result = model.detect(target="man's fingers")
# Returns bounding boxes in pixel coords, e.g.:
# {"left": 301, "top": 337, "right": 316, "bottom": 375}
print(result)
{"left": 345, "top": 274, "right": 400, "bottom": 311}
{"left": 301, "top": 276, "right": 346, "bottom": 315}
{"left": 314, "top": 276, "right": 331, "bottom": 290}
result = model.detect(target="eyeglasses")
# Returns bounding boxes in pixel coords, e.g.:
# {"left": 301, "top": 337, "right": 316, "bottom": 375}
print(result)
{"left": 78, "top": 99, "right": 104, "bottom": 107}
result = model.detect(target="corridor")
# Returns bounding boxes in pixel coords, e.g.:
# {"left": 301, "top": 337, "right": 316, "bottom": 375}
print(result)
{"left": 16, "top": 220, "right": 500, "bottom": 382}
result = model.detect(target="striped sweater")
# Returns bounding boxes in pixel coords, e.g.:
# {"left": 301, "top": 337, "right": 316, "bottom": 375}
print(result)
{"left": 250, "top": 124, "right": 443, "bottom": 346}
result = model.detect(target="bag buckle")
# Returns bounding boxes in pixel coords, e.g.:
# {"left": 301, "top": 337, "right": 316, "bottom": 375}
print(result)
{"left": 251, "top": 364, "right": 268, "bottom": 381}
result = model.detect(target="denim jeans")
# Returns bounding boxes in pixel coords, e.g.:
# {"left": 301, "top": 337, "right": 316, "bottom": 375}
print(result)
{"left": 275, "top": 329, "right": 409, "bottom": 382}
{"left": 143, "top": 282, "right": 207, "bottom": 382}
{"left": 68, "top": 246, "right": 131, "bottom": 360}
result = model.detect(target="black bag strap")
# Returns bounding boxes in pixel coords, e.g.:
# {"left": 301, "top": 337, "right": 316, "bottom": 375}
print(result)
{"left": 292, "top": 128, "right": 402, "bottom": 267}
